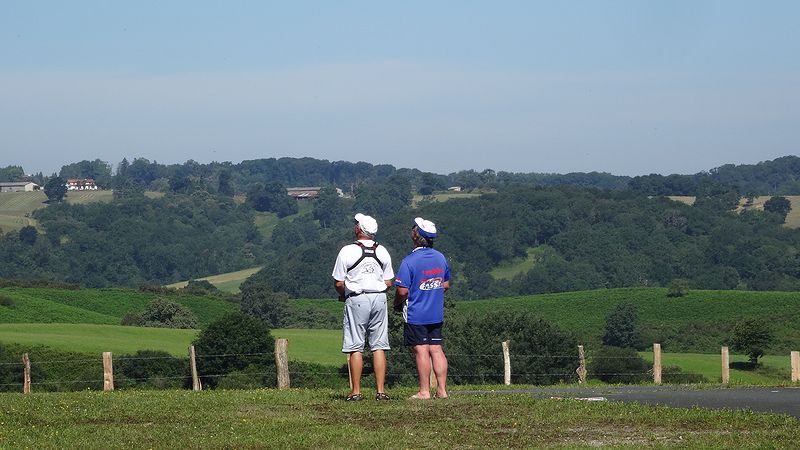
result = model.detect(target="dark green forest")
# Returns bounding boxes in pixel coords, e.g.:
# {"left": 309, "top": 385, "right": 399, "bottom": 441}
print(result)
{"left": 1, "top": 155, "right": 800, "bottom": 295}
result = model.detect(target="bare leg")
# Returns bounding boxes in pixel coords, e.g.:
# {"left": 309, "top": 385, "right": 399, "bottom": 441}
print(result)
{"left": 412, "top": 345, "right": 432, "bottom": 398}
{"left": 372, "top": 349, "right": 386, "bottom": 394}
{"left": 348, "top": 351, "right": 363, "bottom": 396}
{"left": 430, "top": 345, "right": 448, "bottom": 398}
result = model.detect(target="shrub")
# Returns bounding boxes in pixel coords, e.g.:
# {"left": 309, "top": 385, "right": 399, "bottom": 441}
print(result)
{"left": 184, "top": 279, "right": 220, "bottom": 295}
{"left": 730, "top": 317, "right": 774, "bottom": 364}
{"left": 215, "top": 364, "right": 268, "bottom": 390}
{"left": 116, "top": 350, "right": 189, "bottom": 389}
{"left": 667, "top": 278, "right": 690, "bottom": 297}
{"left": 193, "top": 312, "right": 275, "bottom": 389}
{"left": 239, "top": 285, "right": 290, "bottom": 328}
{"left": 121, "top": 298, "right": 198, "bottom": 329}
{"left": 662, "top": 365, "right": 706, "bottom": 384}
{"left": 387, "top": 310, "right": 578, "bottom": 386}
{"left": 0, "top": 295, "right": 15, "bottom": 308}
{"left": 602, "top": 303, "right": 640, "bottom": 349}
{"left": 589, "top": 346, "right": 649, "bottom": 384}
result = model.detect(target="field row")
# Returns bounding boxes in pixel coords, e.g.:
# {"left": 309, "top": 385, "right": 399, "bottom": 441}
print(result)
{"left": 1, "top": 322, "right": 795, "bottom": 384}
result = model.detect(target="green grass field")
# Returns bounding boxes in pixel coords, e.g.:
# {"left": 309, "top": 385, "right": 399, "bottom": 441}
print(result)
{"left": 0, "top": 322, "right": 341, "bottom": 364}
{"left": 411, "top": 191, "right": 484, "bottom": 207}
{"left": 490, "top": 247, "right": 541, "bottom": 280}
{"left": 164, "top": 266, "right": 263, "bottom": 293}
{"left": 638, "top": 351, "right": 792, "bottom": 385}
{"left": 0, "top": 389, "right": 797, "bottom": 448}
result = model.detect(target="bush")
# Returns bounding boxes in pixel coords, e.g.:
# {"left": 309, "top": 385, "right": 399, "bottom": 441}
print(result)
{"left": 662, "top": 365, "right": 706, "bottom": 384}
{"left": 289, "top": 361, "right": 346, "bottom": 388}
{"left": 121, "top": 298, "right": 199, "bottom": 329}
{"left": 193, "top": 312, "right": 275, "bottom": 389}
{"left": 240, "top": 285, "right": 290, "bottom": 328}
{"left": 602, "top": 303, "right": 640, "bottom": 349}
{"left": 0, "top": 295, "right": 15, "bottom": 308}
{"left": 667, "top": 279, "right": 690, "bottom": 297}
{"left": 215, "top": 364, "right": 270, "bottom": 390}
{"left": 116, "top": 350, "right": 189, "bottom": 389}
{"left": 730, "top": 317, "right": 774, "bottom": 364}
{"left": 184, "top": 279, "right": 220, "bottom": 295}
{"left": 589, "top": 346, "right": 649, "bottom": 384}
{"left": 387, "top": 310, "right": 578, "bottom": 386}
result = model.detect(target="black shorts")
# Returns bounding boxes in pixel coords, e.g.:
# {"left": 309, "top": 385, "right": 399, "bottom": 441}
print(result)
{"left": 404, "top": 322, "right": 443, "bottom": 346}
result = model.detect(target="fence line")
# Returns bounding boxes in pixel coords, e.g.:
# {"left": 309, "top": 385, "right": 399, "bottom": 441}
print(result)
{"left": 5, "top": 342, "right": 798, "bottom": 394}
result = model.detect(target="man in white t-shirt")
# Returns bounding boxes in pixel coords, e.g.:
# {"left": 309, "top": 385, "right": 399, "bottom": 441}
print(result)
{"left": 332, "top": 213, "right": 394, "bottom": 401}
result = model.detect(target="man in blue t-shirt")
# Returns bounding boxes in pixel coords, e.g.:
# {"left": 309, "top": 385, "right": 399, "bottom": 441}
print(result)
{"left": 393, "top": 217, "right": 450, "bottom": 399}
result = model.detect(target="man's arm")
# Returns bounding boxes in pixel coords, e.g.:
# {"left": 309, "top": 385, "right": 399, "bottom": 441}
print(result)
{"left": 443, "top": 280, "right": 450, "bottom": 291}
{"left": 394, "top": 286, "right": 408, "bottom": 310}
{"left": 334, "top": 280, "right": 346, "bottom": 301}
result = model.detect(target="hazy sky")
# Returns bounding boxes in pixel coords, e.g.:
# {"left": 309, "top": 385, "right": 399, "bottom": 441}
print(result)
{"left": 1, "top": 1, "right": 798, "bottom": 176}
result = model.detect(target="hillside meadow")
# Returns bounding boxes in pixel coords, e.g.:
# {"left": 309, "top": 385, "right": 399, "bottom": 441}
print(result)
{"left": 0, "top": 287, "right": 237, "bottom": 326}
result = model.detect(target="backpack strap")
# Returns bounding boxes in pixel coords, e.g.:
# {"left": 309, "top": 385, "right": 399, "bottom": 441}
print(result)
{"left": 346, "top": 241, "right": 384, "bottom": 272}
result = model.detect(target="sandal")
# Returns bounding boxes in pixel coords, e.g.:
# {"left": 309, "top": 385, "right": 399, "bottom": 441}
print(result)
{"left": 345, "top": 394, "right": 363, "bottom": 402}
{"left": 375, "top": 392, "right": 390, "bottom": 401}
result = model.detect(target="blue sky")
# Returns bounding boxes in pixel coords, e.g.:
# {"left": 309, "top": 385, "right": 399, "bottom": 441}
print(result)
{"left": 1, "top": 1, "right": 798, "bottom": 176}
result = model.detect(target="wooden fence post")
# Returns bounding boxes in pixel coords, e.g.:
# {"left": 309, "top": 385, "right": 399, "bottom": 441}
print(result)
{"left": 22, "top": 353, "right": 31, "bottom": 394}
{"left": 102, "top": 352, "right": 114, "bottom": 391}
{"left": 791, "top": 351, "right": 799, "bottom": 383}
{"left": 502, "top": 340, "right": 511, "bottom": 386}
{"left": 275, "top": 338, "right": 290, "bottom": 389}
{"left": 188, "top": 345, "right": 202, "bottom": 391}
{"left": 576, "top": 345, "right": 587, "bottom": 384}
{"left": 653, "top": 343, "right": 662, "bottom": 385}
{"left": 721, "top": 346, "right": 729, "bottom": 385}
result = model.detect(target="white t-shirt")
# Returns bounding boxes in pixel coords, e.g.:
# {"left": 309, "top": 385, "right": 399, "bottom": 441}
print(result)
{"left": 332, "top": 240, "right": 394, "bottom": 296}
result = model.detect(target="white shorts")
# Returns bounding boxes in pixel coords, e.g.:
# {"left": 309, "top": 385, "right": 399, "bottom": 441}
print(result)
{"left": 342, "top": 293, "right": 390, "bottom": 352}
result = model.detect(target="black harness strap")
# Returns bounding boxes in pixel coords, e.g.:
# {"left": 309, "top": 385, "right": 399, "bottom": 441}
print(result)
{"left": 346, "top": 241, "right": 384, "bottom": 272}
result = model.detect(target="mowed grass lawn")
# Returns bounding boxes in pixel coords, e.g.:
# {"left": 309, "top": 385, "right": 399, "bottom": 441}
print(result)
{"left": 0, "top": 389, "right": 797, "bottom": 449}
{"left": 164, "top": 266, "right": 263, "bottom": 293}
{"left": 638, "top": 352, "right": 793, "bottom": 385}
{"left": 0, "top": 323, "right": 343, "bottom": 366}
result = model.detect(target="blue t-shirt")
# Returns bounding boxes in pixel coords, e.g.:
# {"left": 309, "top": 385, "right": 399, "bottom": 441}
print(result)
{"left": 395, "top": 247, "right": 450, "bottom": 325}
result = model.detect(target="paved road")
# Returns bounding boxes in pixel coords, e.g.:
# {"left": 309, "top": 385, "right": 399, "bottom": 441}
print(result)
{"left": 457, "top": 386, "right": 800, "bottom": 418}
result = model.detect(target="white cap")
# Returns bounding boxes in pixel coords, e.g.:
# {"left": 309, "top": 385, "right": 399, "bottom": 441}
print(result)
{"left": 413, "top": 217, "right": 437, "bottom": 238}
{"left": 354, "top": 213, "right": 378, "bottom": 234}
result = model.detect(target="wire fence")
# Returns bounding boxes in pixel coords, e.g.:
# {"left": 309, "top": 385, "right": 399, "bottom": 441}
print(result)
{"left": 6, "top": 343, "right": 791, "bottom": 394}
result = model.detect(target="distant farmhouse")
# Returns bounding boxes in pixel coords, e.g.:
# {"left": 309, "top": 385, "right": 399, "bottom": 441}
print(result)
{"left": 66, "top": 179, "right": 98, "bottom": 191}
{"left": 286, "top": 187, "right": 346, "bottom": 199}
{"left": 286, "top": 186, "right": 320, "bottom": 199}
{"left": 0, "top": 181, "right": 40, "bottom": 193}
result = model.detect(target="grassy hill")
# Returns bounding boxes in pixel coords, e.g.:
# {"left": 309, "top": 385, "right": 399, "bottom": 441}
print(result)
{"left": 455, "top": 288, "right": 800, "bottom": 353}
{"left": 294, "top": 288, "right": 800, "bottom": 354}
{"left": 0, "top": 287, "right": 237, "bottom": 326}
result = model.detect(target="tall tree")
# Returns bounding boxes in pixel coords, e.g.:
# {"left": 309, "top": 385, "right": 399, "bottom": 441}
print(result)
{"left": 764, "top": 196, "right": 791, "bottom": 221}
{"left": 602, "top": 303, "right": 639, "bottom": 349}
{"left": 43, "top": 176, "right": 67, "bottom": 203}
